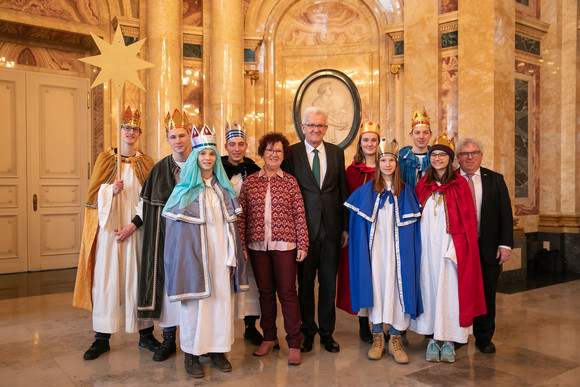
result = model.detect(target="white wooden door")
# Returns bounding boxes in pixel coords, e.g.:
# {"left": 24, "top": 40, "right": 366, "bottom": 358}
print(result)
{"left": 0, "top": 69, "right": 28, "bottom": 273}
{"left": 26, "top": 72, "right": 89, "bottom": 271}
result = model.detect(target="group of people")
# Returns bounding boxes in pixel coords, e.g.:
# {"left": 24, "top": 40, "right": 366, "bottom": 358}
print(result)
{"left": 73, "top": 104, "right": 513, "bottom": 378}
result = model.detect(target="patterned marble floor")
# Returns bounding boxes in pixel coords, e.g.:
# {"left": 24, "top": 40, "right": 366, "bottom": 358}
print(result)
{"left": 0, "top": 276, "right": 579, "bottom": 386}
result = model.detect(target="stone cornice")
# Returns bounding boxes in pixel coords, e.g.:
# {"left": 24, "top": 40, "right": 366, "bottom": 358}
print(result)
{"left": 515, "top": 13, "right": 550, "bottom": 41}
{"left": 538, "top": 213, "right": 580, "bottom": 233}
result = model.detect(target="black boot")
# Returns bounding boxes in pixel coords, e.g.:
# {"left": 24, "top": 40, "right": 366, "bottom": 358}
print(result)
{"left": 210, "top": 353, "right": 232, "bottom": 372}
{"left": 83, "top": 338, "right": 110, "bottom": 360}
{"left": 139, "top": 326, "right": 161, "bottom": 352}
{"left": 243, "top": 315, "right": 263, "bottom": 346}
{"left": 153, "top": 330, "right": 177, "bottom": 361}
{"left": 185, "top": 353, "right": 204, "bottom": 378}
{"left": 359, "top": 317, "right": 373, "bottom": 343}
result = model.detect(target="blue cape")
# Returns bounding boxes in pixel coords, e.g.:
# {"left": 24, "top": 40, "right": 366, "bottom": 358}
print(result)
{"left": 344, "top": 181, "right": 423, "bottom": 319}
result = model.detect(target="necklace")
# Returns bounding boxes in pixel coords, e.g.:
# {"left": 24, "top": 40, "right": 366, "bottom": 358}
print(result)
{"left": 431, "top": 191, "right": 443, "bottom": 217}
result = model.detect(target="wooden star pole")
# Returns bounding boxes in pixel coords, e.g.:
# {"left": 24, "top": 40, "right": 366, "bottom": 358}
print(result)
{"left": 80, "top": 27, "right": 154, "bottom": 302}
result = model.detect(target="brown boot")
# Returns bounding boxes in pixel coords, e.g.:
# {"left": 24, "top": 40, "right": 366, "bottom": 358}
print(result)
{"left": 367, "top": 333, "right": 385, "bottom": 360}
{"left": 253, "top": 340, "right": 279, "bottom": 357}
{"left": 288, "top": 348, "right": 301, "bottom": 366}
{"left": 388, "top": 335, "right": 409, "bottom": 364}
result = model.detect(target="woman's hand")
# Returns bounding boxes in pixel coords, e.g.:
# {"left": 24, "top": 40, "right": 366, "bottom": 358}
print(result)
{"left": 230, "top": 266, "right": 235, "bottom": 278}
{"left": 112, "top": 178, "right": 124, "bottom": 195}
{"left": 243, "top": 249, "right": 248, "bottom": 262}
{"left": 296, "top": 250, "right": 307, "bottom": 262}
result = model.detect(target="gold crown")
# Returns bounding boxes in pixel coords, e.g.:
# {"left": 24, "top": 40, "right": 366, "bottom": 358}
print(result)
{"left": 359, "top": 120, "right": 380, "bottom": 137}
{"left": 378, "top": 137, "right": 399, "bottom": 158}
{"left": 121, "top": 106, "right": 141, "bottom": 128}
{"left": 164, "top": 109, "right": 191, "bottom": 133}
{"left": 411, "top": 107, "right": 430, "bottom": 130}
{"left": 432, "top": 132, "right": 455, "bottom": 152}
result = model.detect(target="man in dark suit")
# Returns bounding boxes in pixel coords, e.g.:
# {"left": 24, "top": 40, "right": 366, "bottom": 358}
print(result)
{"left": 457, "top": 137, "right": 513, "bottom": 354}
{"left": 283, "top": 106, "right": 348, "bottom": 353}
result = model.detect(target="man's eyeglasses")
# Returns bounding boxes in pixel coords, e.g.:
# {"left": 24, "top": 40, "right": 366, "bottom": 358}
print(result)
{"left": 264, "top": 149, "right": 283, "bottom": 155}
{"left": 122, "top": 126, "right": 141, "bottom": 133}
{"left": 303, "top": 124, "right": 328, "bottom": 129}
{"left": 458, "top": 151, "right": 481, "bottom": 158}
{"left": 430, "top": 152, "right": 448, "bottom": 160}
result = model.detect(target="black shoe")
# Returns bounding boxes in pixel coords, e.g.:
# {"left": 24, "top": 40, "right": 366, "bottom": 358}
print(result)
{"left": 359, "top": 317, "right": 373, "bottom": 343}
{"left": 320, "top": 335, "right": 340, "bottom": 353}
{"left": 300, "top": 334, "right": 315, "bottom": 353}
{"left": 476, "top": 340, "right": 496, "bottom": 353}
{"left": 185, "top": 353, "right": 204, "bottom": 378}
{"left": 243, "top": 325, "right": 264, "bottom": 346}
{"left": 153, "top": 331, "right": 177, "bottom": 361}
{"left": 139, "top": 332, "right": 161, "bottom": 352}
{"left": 83, "top": 339, "right": 110, "bottom": 360}
{"left": 210, "top": 353, "right": 232, "bottom": 372}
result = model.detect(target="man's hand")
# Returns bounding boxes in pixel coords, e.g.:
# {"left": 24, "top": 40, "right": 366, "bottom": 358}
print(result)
{"left": 230, "top": 266, "right": 235, "bottom": 278}
{"left": 296, "top": 250, "right": 308, "bottom": 262}
{"left": 113, "top": 178, "right": 124, "bottom": 195}
{"left": 497, "top": 247, "right": 512, "bottom": 265}
{"left": 340, "top": 231, "right": 349, "bottom": 248}
{"left": 115, "top": 223, "right": 137, "bottom": 242}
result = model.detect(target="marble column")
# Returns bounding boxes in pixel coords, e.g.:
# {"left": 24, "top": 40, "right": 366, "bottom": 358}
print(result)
{"left": 207, "top": 0, "right": 244, "bottom": 145}
{"left": 458, "top": 0, "right": 515, "bottom": 189}
{"left": 144, "top": 0, "right": 183, "bottom": 160}
{"left": 403, "top": 0, "right": 439, "bottom": 141}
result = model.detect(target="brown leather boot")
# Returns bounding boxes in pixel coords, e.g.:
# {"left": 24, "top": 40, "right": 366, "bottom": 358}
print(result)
{"left": 367, "top": 333, "right": 385, "bottom": 360}
{"left": 388, "top": 335, "right": 409, "bottom": 364}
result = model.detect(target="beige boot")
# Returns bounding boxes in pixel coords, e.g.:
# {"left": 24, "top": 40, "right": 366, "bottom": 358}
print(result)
{"left": 388, "top": 335, "right": 409, "bottom": 364}
{"left": 367, "top": 333, "right": 385, "bottom": 360}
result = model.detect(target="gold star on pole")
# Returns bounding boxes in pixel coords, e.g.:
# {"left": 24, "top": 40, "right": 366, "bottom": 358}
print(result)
{"left": 80, "top": 27, "right": 154, "bottom": 97}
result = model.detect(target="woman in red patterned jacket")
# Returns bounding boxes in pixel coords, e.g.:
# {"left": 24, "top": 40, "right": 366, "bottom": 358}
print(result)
{"left": 238, "top": 132, "right": 309, "bottom": 366}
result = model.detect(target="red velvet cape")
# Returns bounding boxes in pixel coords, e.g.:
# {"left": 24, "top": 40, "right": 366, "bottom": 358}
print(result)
{"left": 337, "top": 162, "right": 375, "bottom": 314}
{"left": 415, "top": 171, "right": 486, "bottom": 327}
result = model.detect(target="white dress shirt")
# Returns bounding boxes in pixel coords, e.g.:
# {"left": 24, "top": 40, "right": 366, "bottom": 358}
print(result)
{"left": 304, "top": 141, "right": 327, "bottom": 189}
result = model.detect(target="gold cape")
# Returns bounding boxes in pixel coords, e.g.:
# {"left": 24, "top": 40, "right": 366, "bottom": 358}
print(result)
{"left": 72, "top": 148, "right": 154, "bottom": 311}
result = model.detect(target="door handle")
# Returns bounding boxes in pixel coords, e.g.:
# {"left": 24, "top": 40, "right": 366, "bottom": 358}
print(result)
{"left": 33, "top": 194, "right": 38, "bottom": 211}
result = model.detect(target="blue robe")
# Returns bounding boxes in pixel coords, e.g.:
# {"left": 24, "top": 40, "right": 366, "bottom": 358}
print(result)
{"left": 344, "top": 181, "right": 423, "bottom": 319}
{"left": 163, "top": 176, "right": 248, "bottom": 302}
{"left": 399, "top": 145, "right": 430, "bottom": 189}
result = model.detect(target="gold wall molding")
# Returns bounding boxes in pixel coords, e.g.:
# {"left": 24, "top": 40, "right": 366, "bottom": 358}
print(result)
{"left": 538, "top": 213, "right": 580, "bottom": 234}
{"left": 384, "top": 23, "right": 403, "bottom": 41}
{"left": 439, "top": 21, "right": 458, "bottom": 34}
{"left": 515, "top": 13, "right": 549, "bottom": 41}
{"left": 183, "top": 34, "right": 202, "bottom": 45}
{"left": 111, "top": 16, "right": 139, "bottom": 38}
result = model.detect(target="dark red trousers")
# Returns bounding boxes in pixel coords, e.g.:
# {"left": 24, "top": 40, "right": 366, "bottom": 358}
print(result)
{"left": 248, "top": 248, "right": 303, "bottom": 348}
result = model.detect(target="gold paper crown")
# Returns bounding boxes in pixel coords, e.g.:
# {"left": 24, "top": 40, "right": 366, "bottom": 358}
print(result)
{"left": 164, "top": 109, "right": 191, "bottom": 133}
{"left": 411, "top": 107, "right": 430, "bottom": 130}
{"left": 378, "top": 137, "right": 399, "bottom": 158}
{"left": 191, "top": 124, "right": 217, "bottom": 149}
{"left": 359, "top": 120, "right": 380, "bottom": 137}
{"left": 432, "top": 132, "right": 455, "bottom": 152}
{"left": 121, "top": 106, "right": 141, "bottom": 128}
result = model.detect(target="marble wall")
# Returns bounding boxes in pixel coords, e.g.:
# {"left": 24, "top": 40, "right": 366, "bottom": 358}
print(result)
{"left": 271, "top": 0, "right": 383, "bottom": 163}
{"left": 183, "top": 0, "right": 202, "bottom": 26}
{"left": 441, "top": 55, "right": 458, "bottom": 139}
{"left": 0, "top": 0, "right": 100, "bottom": 24}
{"left": 440, "top": 0, "right": 458, "bottom": 14}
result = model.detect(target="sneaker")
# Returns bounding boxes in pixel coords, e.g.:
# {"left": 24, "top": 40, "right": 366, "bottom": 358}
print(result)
{"left": 440, "top": 341, "right": 455, "bottom": 363}
{"left": 426, "top": 339, "right": 440, "bottom": 362}
{"left": 83, "top": 338, "right": 110, "bottom": 360}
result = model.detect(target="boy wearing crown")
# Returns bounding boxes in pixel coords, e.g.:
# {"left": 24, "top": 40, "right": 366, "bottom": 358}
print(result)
{"left": 162, "top": 124, "right": 248, "bottom": 378}
{"left": 73, "top": 107, "right": 159, "bottom": 360}
{"left": 137, "top": 109, "right": 192, "bottom": 361}
{"left": 221, "top": 121, "right": 263, "bottom": 346}
{"left": 399, "top": 107, "right": 433, "bottom": 188}
{"left": 345, "top": 137, "right": 422, "bottom": 363}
